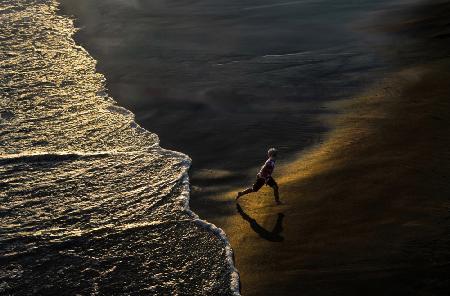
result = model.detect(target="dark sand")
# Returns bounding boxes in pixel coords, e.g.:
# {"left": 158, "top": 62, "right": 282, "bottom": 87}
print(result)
{"left": 213, "top": 1, "right": 450, "bottom": 295}
{"left": 224, "top": 64, "right": 450, "bottom": 295}
{"left": 58, "top": 0, "right": 450, "bottom": 295}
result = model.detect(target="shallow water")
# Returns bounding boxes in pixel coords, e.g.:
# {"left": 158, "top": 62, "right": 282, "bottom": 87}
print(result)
{"left": 0, "top": 1, "right": 237, "bottom": 294}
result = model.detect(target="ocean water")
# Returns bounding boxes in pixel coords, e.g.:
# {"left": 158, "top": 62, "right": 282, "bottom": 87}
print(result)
{"left": 0, "top": 1, "right": 238, "bottom": 295}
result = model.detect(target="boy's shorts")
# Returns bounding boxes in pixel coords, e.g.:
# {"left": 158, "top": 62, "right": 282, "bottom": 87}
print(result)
{"left": 252, "top": 176, "right": 277, "bottom": 192}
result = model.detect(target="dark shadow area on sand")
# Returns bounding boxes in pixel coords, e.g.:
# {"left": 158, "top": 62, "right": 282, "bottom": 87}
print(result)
{"left": 236, "top": 204, "right": 284, "bottom": 242}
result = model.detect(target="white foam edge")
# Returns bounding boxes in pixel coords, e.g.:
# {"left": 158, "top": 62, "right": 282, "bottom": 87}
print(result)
{"left": 55, "top": 2, "right": 241, "bottom": 293}
{"left": 176, "top": 161, "right": 241, "bottom": 296}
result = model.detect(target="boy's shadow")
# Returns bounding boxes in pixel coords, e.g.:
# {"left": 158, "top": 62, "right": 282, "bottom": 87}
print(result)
{"left": 236, "top": 204, "right": 284, "bottom": 242}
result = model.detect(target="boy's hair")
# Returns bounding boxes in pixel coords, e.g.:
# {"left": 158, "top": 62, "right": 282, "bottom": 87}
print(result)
{"left": 268, "top": 148, "right": 278, "bottom": 157}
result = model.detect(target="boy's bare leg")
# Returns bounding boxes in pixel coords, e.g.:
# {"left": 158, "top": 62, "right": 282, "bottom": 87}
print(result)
{"left": 236, "top": 188, "right": 253, "bottom": 200}
{"left": 273, "top": 185, "right": 281, "bottom": 204}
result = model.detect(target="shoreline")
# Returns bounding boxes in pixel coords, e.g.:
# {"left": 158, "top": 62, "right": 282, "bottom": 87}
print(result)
{"left": 54, "top": 1, "right": 242, "bottom": 294}
{"left": 179, "top": 169, "right": 241, "bottom": 295}
{"left": 55, "top": 0, "right": 450, "bottom": 295}
{"left": 1, "top": 1, "right": 240, "bottom": 294}
{"left": 56, "top": 0, "right": 388, "bottom": 174}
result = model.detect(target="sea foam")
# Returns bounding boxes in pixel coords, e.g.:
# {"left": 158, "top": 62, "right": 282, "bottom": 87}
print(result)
{"left": 0, "top": 0, "right": 240, "bottom": 294}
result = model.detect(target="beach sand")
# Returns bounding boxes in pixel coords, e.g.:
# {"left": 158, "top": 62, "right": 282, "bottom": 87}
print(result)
{"left": 57, "top": 0, "right": 450, "bottom": 294}
{"left": 201, "top": 1, "right": 450, "bottom": 295}
{"left": 218, "top": 63, "right": 450, "bottom": 295}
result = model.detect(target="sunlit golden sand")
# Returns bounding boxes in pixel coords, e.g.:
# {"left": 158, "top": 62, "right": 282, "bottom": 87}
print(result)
{"left": 211, "top": 61, "right": 450, "bottom": 295}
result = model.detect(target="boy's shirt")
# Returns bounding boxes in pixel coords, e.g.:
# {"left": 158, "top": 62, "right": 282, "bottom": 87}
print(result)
{"left": 257, "top": 158, "right": 275, "bottom": 180}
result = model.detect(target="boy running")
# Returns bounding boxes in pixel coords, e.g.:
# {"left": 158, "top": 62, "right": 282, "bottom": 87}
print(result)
{"left": 236, "top": 148, "right": 280, "bottom": 204}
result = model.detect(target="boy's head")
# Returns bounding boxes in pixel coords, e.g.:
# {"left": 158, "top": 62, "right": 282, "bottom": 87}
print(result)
{"left": 268, "top": 148, "right": 278, "bottom": 158}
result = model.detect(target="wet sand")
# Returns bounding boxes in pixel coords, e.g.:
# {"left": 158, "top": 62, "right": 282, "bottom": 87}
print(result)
{"left": 223, "top": 64, "right": 450, "bottom": 295}
{"left": 209, "top": 1, "right": 450, "bottom": 295}
{"left": 57, "top": 0, "right": 450, "bottom": 295}
{"left": 58, "top": 0, "right": 388, "bottom": 176}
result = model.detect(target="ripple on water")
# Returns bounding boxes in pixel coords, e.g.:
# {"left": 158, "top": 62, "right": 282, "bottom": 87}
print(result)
{"left": 0, "top": 0, "right": 239, "bottom": 295}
